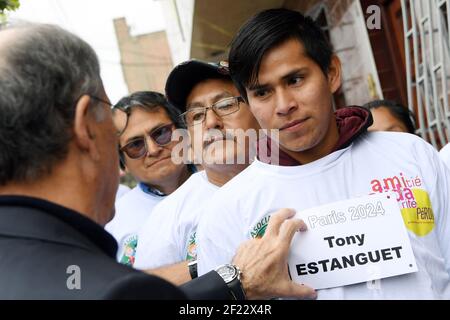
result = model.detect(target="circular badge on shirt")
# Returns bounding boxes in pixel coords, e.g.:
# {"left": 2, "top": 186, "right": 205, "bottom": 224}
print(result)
{"left": 119, "top": 234, "right": 138, "bottom": 266}
{"left": 401, "top": 188, "right": 435, "bottom": 236}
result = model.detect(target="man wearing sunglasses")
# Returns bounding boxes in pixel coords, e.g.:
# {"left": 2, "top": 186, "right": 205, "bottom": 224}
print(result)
{"left": 105, "top": 91, "right": 195, "bottom": 267}
{"left": 134, "top": 60, "right": 261, "bottom": 292}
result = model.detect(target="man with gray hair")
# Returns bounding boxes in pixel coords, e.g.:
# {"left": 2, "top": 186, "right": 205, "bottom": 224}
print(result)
{"left": 0, "top": 23, "right": 316, "bottom": 300}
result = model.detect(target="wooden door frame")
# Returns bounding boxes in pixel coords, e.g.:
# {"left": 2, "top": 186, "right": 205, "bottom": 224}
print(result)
{"left": 360, "top": 0, "right": 408, "bottom": 105}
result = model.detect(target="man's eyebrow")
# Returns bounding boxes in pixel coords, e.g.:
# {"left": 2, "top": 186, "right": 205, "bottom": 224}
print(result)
{"left": 211, "top": 91, "right": 233, "bottom": 102}
{"left": 247, "top": 68, "right": 307, "bottom": 91}
{"left": 124, "top": 122, "right": 165, "bottom": 144}
{"left": 187, "top": 91, "right": 233, "bottom": 109}
{"left": 247, "top": 83, "right": 270, "bottom": 92}
{"left": 124, "top": 135, "right": 143, "bottom": 145}
{"left": 281, "top": 68, "right": 307, "bottom": 81}
{"left": 186, "top": 102, "right": 204, "bottom": 109}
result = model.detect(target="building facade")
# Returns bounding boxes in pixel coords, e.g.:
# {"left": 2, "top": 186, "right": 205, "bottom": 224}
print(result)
{"left": 161, "top": 0, "right": 450, "bottom": 149}
{"left": 114, "top": 17, "right": 173, "bottom": 94}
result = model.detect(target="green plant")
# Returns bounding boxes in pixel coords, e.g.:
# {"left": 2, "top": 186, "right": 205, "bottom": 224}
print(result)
{"left": 0, "top": 0, "right": 20, "bottom": 24}
{"left": 0, "top": 0, "right": 20, "bottom": 12}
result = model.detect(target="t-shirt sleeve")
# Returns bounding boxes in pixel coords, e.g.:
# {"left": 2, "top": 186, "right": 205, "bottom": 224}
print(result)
{"left": 431, "top": 149, "right": 450, "bottom": 275}
{"left": 134, "top": 202, "right": 180, "bottom": 270}
{"left": 415, "top": 139, "right": 450, "bottom": 276}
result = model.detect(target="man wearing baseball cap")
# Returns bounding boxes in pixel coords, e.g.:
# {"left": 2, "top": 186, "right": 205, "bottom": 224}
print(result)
{"left": 134, "top": 60, "right": 260, "bottom": 290}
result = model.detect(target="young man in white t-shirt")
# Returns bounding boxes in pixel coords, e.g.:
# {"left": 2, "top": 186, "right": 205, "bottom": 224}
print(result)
{"left": 196, "top": 8, "right": 450, "bottom": 299}
{"left": 105, "top": 91, "right": 194, "bottom": 266}
{"left": 134, "top": 60, "right": 260, "bottom": 283}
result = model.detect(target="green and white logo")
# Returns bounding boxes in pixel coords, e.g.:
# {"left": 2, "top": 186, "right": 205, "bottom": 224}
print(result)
{"left": 250, "top": 215, "right": 271, "bottom": 239}
{"left": 120, "top": 234, "right": 138, "bottom": 267}
{"left": 185, "top": 231, "right": 197, "bottom": 261}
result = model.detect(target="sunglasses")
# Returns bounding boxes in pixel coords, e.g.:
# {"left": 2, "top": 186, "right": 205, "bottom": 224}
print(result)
{"left": 120, "top": 123, "right": 175, "bottom": 159}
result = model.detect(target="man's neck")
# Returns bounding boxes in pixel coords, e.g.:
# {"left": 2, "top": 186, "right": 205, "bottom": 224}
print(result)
{"left": 204, "top": 163, "right": 249, "bottom": 187}
{"left": 0, "top": 147, "right": 112, "bottom": 225}
{"left": 0, "top": 175, "right": 94, "bottom": 222}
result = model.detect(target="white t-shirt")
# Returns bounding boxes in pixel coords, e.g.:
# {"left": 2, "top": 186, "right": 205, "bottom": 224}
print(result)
{"left": 134, "top": 171, "right": 219, "bottom": 270}
{"left": 196, "top": 131, "right": 450, "bottom": 299}
{"left": 116, "top": 184, "right": 131, "bottom": 200}
{"left": 105, "top": 184, "right": 164, "bottom": 266}
{"left": 439, "top": 143, "right": 450, "bottom": 169}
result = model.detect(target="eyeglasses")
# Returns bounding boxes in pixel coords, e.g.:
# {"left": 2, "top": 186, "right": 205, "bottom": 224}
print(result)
{"left": 119, "top": 123, "right": 175, "bottom": 159}
{"left": 180, "top": 96, "right": 243, "bottom": 126}
{"left": 90, "top": 95, "right": 114, "bottom": 108}
{"left": 110, "top": 101, "right": 135, "bottom": 136}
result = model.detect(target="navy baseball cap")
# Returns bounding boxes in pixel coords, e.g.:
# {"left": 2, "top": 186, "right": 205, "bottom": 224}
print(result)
{"left": 165, "top": 59, "right": 231, "bottom": 113}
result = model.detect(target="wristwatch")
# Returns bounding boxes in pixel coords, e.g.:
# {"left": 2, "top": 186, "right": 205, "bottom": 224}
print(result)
{"left": 214, "top": 264, "right": 246, "bottom": 300}
{"left": 188, "top": 260, "right": 198, "bottom": 279}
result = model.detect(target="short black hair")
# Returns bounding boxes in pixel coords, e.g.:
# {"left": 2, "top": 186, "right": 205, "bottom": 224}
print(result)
{"left": 363, "top": 99, "right": 417, "bottom": 134}
{"left": 114, "top": 91, "right": 184, "bottom": 170}
{"left": 228, "top": 8, "right": 333, "bottom": 102}
{"left": 114, "top": 91, "right": 184, "bottom": 130}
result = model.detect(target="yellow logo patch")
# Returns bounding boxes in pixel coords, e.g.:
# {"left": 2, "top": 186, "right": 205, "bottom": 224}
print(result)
{"left": 401, "top": 188, "right": 435, "bottom": 236}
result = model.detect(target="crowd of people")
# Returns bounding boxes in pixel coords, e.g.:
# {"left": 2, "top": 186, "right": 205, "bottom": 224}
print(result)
{"left": 1, "top": 8, "right": 450, "bottom": 300}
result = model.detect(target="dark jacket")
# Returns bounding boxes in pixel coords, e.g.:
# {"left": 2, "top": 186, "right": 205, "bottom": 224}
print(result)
{"left": 0, "top": 196, "right": 229, "bottom": 300}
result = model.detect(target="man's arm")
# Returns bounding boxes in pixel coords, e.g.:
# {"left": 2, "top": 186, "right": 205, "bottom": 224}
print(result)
{"left": 232, "top": 208, "right": 317, "bottom": 300}
{"left": 180, "top": 270, "right": 231, "bottom": 300}
{"left": 141, "top": 261, "right": 232, "bottom": 300}
{"left": 180, "top": 208, "right": 317, "bottom": 300}
{"left": 103, "top": 272, "right": 187, "bottom": 300}
{"left": 143, "top": 261, "right": 191, "bottom": 286}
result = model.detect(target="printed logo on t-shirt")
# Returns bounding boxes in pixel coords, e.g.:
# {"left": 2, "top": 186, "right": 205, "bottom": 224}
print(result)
{"left": 119, "top": 234, "right": 138, "bottom": 266}
{"left": 370, "top": 172, "right": 435, "bottom": 236}
{"left": 185, "top": 231, "right": 197, "bottom": 261}
{"left": 249, "top": 214, "right": 271, "bottom": 239}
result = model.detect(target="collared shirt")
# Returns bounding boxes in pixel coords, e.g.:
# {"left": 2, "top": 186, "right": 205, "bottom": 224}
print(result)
{"left": 106, "top": 163, "right": 198, "bottom": 266}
